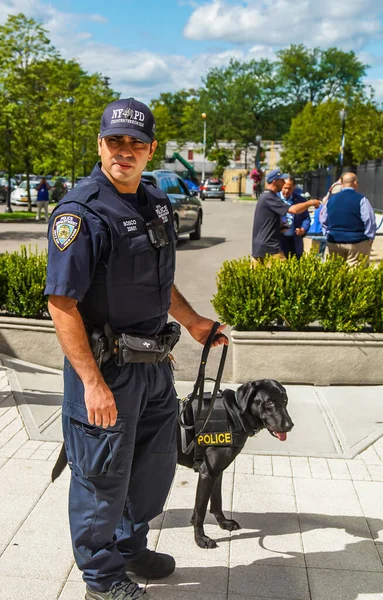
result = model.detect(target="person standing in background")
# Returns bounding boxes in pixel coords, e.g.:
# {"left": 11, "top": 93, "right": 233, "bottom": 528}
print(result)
{"left": 320, "top": 172, "right": 376, "bottom": 266}
{"left": 35, "top": 177, "right": 51, "bottom": 222}
{"left": 278, "top": 176, "right": 311, "bottom": 259}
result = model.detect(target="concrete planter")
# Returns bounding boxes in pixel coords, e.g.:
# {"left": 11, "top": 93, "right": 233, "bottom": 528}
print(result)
{"left": 231, "top": 329, "right": 383, "bottom": 385}
{"left": 0, "top": 316, "right": 63, "bottom": 369}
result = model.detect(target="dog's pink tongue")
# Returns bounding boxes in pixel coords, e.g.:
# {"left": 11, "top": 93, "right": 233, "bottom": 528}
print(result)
{"left": 276, "top": 432, "right": 287, "bottom": 441}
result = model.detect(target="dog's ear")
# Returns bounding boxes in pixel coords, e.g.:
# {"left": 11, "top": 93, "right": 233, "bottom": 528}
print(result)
{"left": 236, "top": 380, "right": 264, "bottom": 415}
{"left": 235, "top": 380, "right": 268, "bottom": 433}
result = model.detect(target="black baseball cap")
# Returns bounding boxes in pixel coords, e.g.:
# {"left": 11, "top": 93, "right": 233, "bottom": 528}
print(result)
{"left": 99, "top": 98, "right": 156, "bottom": 144}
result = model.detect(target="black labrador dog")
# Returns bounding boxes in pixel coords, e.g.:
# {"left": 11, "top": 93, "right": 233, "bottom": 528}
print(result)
{"left": 177, "top": 379, "right": 294, "bottom": 548}
{"left": 52, "top": 378, "right": 293, "bottom": 550}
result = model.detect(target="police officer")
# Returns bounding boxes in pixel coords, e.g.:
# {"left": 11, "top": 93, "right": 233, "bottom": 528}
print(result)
{"left": 45, "top": 98, "right": 227, "bottom": 600}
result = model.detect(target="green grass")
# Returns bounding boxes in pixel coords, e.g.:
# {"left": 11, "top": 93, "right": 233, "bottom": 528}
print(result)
{"left": 237, "top": 195, "right": 256, "bottom": 201}
{"left": 0, "top": 211, "right": 37, "bottom": 220}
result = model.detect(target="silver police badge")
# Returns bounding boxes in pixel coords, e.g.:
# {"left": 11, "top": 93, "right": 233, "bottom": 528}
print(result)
{"left": 53, "top": 214, "right": 82, "bottom": 251}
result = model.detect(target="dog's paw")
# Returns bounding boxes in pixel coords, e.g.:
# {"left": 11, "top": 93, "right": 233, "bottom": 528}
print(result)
{"left": 196, "top": 535, "right": 218, "bottom": 549}
{"left": 219, "top": 519, "right": 241, "bottom": 531}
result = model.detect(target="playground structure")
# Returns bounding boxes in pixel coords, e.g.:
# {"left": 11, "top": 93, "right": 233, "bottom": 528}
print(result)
{"left": 166, "top": 152, "right": 200, "bottom": 184}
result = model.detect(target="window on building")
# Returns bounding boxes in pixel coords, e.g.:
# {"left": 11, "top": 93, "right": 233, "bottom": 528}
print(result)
{"left": 188, "top": 150, "right": 194, "bottom": 160}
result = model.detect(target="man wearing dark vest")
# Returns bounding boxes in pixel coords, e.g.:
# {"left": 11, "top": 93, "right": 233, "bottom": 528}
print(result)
{"left": 320, "top": 172, "right": 376, "bottom": 266}
{"left": 45, "top": 98, "right": 227, "bottom": 600}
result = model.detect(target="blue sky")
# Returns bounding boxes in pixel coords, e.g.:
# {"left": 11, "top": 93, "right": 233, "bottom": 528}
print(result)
{"left": 1, "top": 0, "right": 383, "bottom": 102}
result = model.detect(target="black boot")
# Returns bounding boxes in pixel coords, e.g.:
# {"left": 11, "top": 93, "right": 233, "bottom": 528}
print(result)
{"left": 125, "top": 549, "right": 175, "bottom": 579}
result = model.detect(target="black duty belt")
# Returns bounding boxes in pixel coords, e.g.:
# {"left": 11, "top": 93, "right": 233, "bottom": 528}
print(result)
{"left": 178, "top": 321, "right": 228, "bottom": 457}
{"left": 89, "top": 322, "right": 181, "bottom": 367}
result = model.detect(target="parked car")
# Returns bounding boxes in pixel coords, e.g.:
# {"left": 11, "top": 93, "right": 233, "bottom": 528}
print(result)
{"left": 0, "top": 177, "right": 17, "bottom": 203}
{"left": 11, "top": 179, "right": 52, "bottom": 206}
{"left": 200, "top": 178, "right": 225, "bottom": 201}
{"left": 142, "top": 170, "right": 203, "bottom": 240}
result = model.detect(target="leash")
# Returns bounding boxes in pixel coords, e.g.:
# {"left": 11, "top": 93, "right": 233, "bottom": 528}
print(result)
{"left": 178, "top": 321, "right": 228, "bottom": 454}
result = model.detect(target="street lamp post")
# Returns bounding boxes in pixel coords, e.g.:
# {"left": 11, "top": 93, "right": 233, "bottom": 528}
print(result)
{"left": 201, "top": 112, "right": 207, "bottom": 183}
{"left": 255, "top": 134, "right": 262, "bottom": 169}
{"left": 339, "top": 108, "right": 347, "bottom": 171}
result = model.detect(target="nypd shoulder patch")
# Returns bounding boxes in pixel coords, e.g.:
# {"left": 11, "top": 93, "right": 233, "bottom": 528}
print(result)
{"left": 53, "top": 214, "right": 82, "bottom": 251}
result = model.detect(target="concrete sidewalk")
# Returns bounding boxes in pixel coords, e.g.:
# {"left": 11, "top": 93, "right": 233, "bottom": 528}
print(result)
{"left": 0, "top": 359, "right": 383, "bottom": 600}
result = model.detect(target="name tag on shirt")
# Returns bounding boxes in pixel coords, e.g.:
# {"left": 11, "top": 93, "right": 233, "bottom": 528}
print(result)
{"left": 116, "top": 218, "right": 145, "bottom": 237}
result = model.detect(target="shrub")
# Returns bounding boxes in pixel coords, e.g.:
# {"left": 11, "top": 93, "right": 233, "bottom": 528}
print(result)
{"left": 1, "top": 245, "right": 48, "bottom": 318}
{"left": 212, "top": 253, "right": 383, "bottom": 333}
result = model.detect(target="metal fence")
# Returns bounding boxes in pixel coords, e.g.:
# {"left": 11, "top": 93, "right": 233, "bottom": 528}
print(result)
{"left": 302, "top": 160, "right": 383, "bottom": 211}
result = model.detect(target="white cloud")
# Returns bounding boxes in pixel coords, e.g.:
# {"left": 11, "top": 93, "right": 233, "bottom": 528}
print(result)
{"left": 366, "top": 79, "right": 383, "bottom": 102}
{"left": 184, "top": 0, "right": 383, "bottom": 50}
{"left": 89, "top": 14, "right": 108, "bottom": 23}
{"left": 0, "top": 0, "right": 381, "bottom": 105}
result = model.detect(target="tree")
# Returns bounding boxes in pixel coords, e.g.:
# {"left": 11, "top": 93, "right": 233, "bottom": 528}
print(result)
{"left": 280, "top": 98, "right": 383, "bottom": 174}
{"left": 40, "top": 60, "right": 117, "bottom": 182}
{"left": 0, "top": 14, "right": 59, "bottom": 209}
{"left": 207, "top": 147, "right": 231, "bottom": 178}
{"left": 276, "top": 45, "right": 367, "bottom": 106}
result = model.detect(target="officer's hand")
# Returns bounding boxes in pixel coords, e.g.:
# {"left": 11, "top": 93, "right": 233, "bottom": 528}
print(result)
{"left": 295, "top": 227, "right": 306, "bottom": 236}
{"left": 84, "top": 379, "right": 118, "bottom": 428}
{"left": 311, "top": 199, "right": 321, "bottom": 208}
{"left": 187, "top": 317, "right": 229, "bottom": 347}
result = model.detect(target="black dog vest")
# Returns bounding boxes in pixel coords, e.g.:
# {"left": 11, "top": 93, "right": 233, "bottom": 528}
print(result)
{"left": 180, "top": 390, "right": 248, "bottom": 471}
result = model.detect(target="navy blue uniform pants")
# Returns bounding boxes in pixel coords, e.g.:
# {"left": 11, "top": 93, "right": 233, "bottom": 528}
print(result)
{"left": 62, "top": 359, "right": 178, "bottom": 592}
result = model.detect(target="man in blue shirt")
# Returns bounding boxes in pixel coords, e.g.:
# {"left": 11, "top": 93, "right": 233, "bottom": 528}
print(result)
{"left": 320, "top": 172, "right": 376, "bottom": 266}
{"left": 278, "top": 176, "right": 311, "bottom": 259}
{"left": 45, "top": 98, "right": 228, "bottom": 600}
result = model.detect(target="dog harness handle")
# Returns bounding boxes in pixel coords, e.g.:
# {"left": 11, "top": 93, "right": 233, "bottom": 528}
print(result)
{"left": 178, "top": 321, "right": 228, "bottom": 454}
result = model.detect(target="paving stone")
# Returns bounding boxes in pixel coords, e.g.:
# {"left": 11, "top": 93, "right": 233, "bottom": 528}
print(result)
{"left": 309, "top": 458, "right": 331, "bottom": 479}
{"left": 40, "top": 441, "right": 61, "bottom": 452}
{"left": 67, "top": 562, "right": 81, "bottom": 582}
{"left": 353, "top": 481, "right": 383, "bottom": 543}
{"left": 253, "top": 455, "right": 273, "bottom": 475}
{"left": 11, "top": 479, "right": 71, "bottom": 547}
{"left": 148, "top": 558, "right": 228, "bottom": 595}
{"left": 47, "top": 446, "right": 62, "bottom": 462}
{"left": 58, "top": 581, "right": 84, "bottom": 600}
{"left": 0, "top": 539, "right": 74, "bottom": 582}
{"left": 229, "top": 563, "right": 309, "bottom": 599}
{"left": 146, "top": 589, "right": 223, "bottom": 600}
{"left": 327, "top": 459, "right": 351, "bottom": 480}
{"left": 229, "top": 596, "right": 304, "bottom": 600}
{"left": 233, "top": 474, "right": 295, "bottom": 511}
{"left": 347, "top": 459, "right": 371, "bottom": 481}
{"left": 229, "top": 511, "right": 304, "bottom": 567}
{"left": 0, "top": 420, "right": 24, "bottom": 450}
{"left": 0, "top": 400, "right": 13, "bottom": 418}
{"left": 0, "top": 429, "right": 29, "bottom": 457}
{"left": 156, "top": 523, "right": 230, "bottom": 563}
{"left": 0, "top": 576, "right": 63, "bottom": 600}
{"left": 300, "top": 514, "right": 383, "bottom": 572}
{"left": 360, "top": 445, "right": 382, "bottom": 465}
{"left": 294, "top": 478, "right": 364, "bottom": 517}
{"left": 234, "top": 453, "right": 253, "bottom": 474}
{"left": 29, "top": 449, "right": 53, "bottom": 461}
{"left": 354, "top": 481, "right": 383, "bottom": 519}
{"left": 290, "top": 457, "right": 311, "bottom": 478}
{"left": 0, "top": 458, "right": 52, "bottom": 497}
{"left": 367, "top": 465, "right": 383, "bottom": 481}
{"left": 308, "top": 567, "right": 383, "bottom": 599}
{"left": 0, "top": 406, "right": 19, "bottom": 433}
{"left": 272, "top": 456, "right": 292, "bottom": 477}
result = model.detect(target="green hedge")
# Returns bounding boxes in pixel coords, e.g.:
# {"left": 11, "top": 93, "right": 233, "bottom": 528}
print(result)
{"left": 212, "top": 253, "right": 383, "bottom": 333}
{"left": 0, "top": 246, "right": 48, "bottom": 318}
